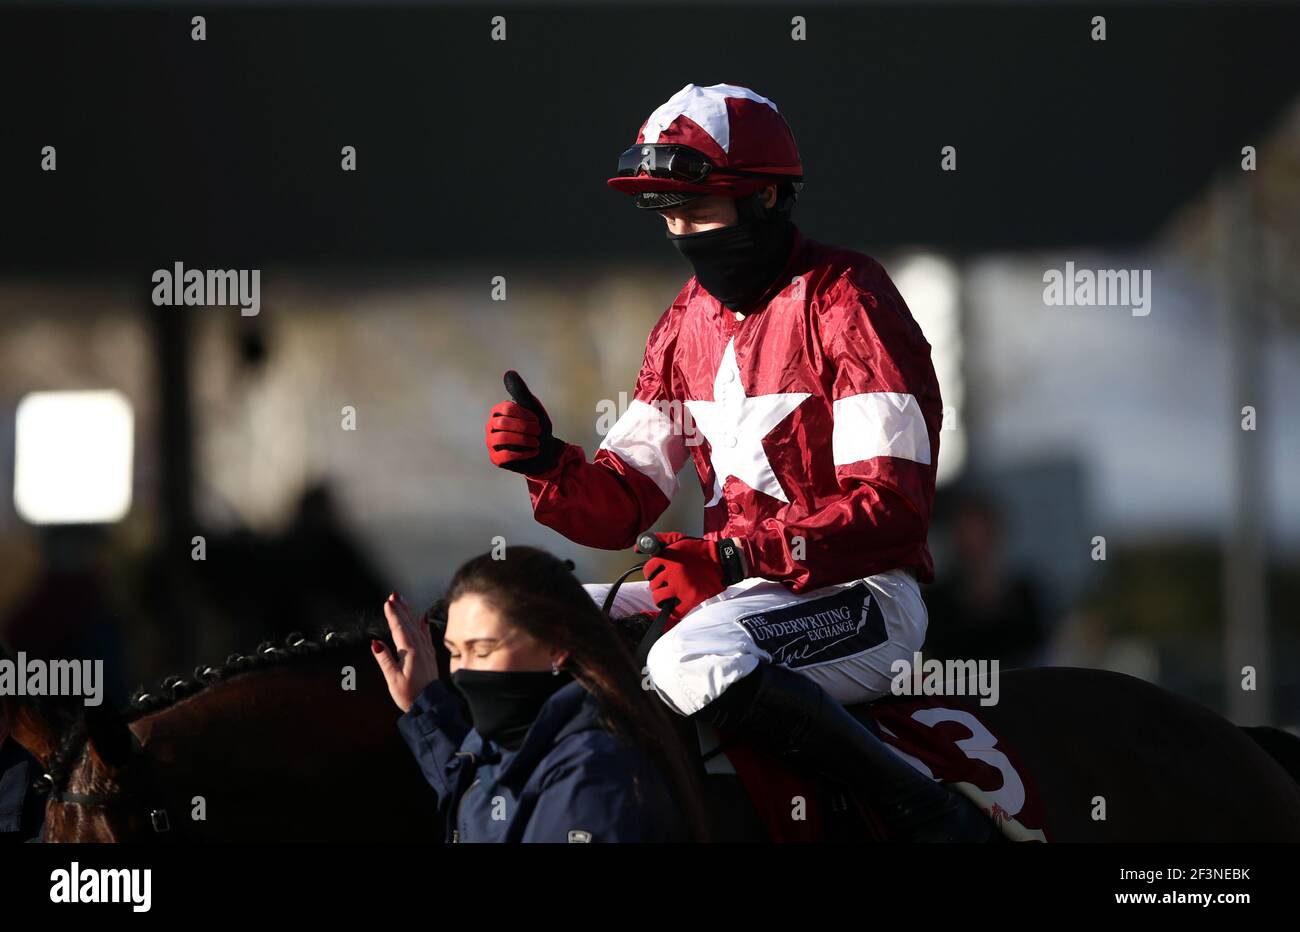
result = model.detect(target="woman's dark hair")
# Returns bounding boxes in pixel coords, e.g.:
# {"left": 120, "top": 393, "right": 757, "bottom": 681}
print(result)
{"left": 441, "top": 546, "right": 708, "bottom": 840}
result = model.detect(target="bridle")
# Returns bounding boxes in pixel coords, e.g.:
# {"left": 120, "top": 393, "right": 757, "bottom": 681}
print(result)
{"left": 36, "top": 742, "right": 177, "bottom": 838}
{"left": 40, "top": 775, "right": 175, "bottom": 834}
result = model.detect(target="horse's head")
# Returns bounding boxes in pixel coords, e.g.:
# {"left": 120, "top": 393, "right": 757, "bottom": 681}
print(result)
{"left": 2, "top": 689, "right": 160, "bottom": 841}
{"left": 34, "top": 697, "right": 172, "bottom": 841}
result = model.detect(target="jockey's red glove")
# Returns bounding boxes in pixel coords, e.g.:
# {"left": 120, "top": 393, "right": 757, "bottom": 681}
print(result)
{"left": 485, "top": 371, "right": 563, "bottom": 476}
{"left": 643, "top": 533, "right": 749, "bottom": 625}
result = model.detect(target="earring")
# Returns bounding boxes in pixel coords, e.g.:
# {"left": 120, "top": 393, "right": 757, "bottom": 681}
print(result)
{"left": 551, "top": 660, "right": 560, "bottom": 675}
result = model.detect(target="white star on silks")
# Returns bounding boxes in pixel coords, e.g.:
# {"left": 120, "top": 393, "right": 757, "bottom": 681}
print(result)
{"left": 684, "top": 339, "right": 812, "bottom": 507}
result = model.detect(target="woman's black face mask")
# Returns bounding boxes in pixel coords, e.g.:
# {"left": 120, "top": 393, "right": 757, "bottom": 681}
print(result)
{"left": 450, "top": 668, "right": 572, "bottom": 751}
{"left": 667, "top": 206, "right": 794, "bottom": 313}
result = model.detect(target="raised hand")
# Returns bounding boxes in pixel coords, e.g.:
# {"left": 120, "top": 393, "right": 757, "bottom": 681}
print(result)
{"left": 372, "top": 592, "right": 440, "bottom": 713}
{"left": 484, "top": 370, "right": 563, "bottom": 475}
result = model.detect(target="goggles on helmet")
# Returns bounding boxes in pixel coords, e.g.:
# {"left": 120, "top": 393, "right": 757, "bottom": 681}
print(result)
{"left": 616, "top": 143, "right": 793, "bottom": 184}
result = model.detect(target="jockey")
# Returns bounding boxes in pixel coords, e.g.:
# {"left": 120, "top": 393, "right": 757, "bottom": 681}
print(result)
{"left": 485, "top": 83, "right": 994, "bottom": 841}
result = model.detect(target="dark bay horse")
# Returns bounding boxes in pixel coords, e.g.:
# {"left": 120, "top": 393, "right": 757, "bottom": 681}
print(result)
{"left": 5, "top": 633, "right": 1300, "bottom": 842}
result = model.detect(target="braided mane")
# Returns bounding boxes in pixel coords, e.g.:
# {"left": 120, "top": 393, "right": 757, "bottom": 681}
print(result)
{"left": 125, "top": 621, "right": 389, "bottom": 721}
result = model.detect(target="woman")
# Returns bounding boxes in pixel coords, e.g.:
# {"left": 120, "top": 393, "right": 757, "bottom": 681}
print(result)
{"left": 373, "top": 546, "right": 703, "bottom": 842}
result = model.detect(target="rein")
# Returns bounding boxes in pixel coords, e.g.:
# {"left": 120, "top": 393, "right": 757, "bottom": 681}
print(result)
{"left": 603, "top": 533, "right": 679, "bottom": 669}
{"left": 605, "top": 534, "right": 735, "bottom": 766}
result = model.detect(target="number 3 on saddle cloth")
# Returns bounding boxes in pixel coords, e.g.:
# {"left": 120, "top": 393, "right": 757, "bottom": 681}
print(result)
{"left": 708, "top": 698, "right": 1051, "bottom": 843}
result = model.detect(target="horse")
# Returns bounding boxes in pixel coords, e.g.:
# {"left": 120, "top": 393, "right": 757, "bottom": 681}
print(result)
{"left": 5, "top": 627, "right": 1300, "bottom": 843}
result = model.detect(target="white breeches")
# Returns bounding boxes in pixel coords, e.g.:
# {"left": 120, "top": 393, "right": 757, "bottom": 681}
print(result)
{"left": 585, "top": 569, "right": 928, "bottom": 717}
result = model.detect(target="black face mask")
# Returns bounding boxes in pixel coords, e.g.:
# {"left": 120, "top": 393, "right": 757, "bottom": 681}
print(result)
{"left": 451, "top": 668, "right": 573, "bottom": 751}
{"left": 668, "top": 215, "right": 795, "bottom": 313}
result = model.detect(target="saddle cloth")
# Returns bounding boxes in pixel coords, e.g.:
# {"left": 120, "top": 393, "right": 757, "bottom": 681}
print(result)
{"left": 708, "top": 695, "right": 1050, "bottom": 842}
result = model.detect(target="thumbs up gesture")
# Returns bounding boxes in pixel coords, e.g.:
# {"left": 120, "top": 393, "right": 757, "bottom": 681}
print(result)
{"left": 484, "top": 370, "right": 564, "bottom": 475}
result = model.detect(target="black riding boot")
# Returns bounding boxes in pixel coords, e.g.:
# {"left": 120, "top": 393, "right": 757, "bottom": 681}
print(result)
{"left": 697, "top": 662, "right": 1000, "bottom": 842}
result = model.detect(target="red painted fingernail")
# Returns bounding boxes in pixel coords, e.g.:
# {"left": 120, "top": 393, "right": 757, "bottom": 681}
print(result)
{"left": 371, "top": 640, "right": 383, "bottom": 653}
{"left": 388, "top": 592, "right": 398, "bottom": 603}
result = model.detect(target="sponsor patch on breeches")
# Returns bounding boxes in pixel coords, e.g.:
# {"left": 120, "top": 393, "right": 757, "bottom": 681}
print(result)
{"left": 736, "top": 582, "right": 888, "bottom": 669}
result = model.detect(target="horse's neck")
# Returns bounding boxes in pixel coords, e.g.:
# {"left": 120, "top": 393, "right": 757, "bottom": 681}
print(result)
{"left": 128, "top": 648, "right": 415, "bottom": 839}
{"left": 135, "top": 648, "right": 390, "bottom": 752}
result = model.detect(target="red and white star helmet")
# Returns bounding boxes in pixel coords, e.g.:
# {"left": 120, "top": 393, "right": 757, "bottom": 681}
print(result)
{"left": 608, "top": 83, "right": 803, "bottom": 209}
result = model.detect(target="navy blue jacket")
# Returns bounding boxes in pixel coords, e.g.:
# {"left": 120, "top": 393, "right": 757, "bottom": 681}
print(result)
{"left": 0, "top": 736, "right": 44, "bottom": 843}
{"left": 397, "top": 678, "right": 688, "bottom": 843}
